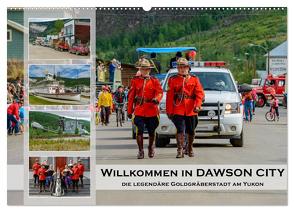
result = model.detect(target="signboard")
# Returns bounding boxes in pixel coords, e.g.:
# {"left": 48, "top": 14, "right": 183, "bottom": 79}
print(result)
{"left": 269, "top": 57, "right": 287, "bottom": 73}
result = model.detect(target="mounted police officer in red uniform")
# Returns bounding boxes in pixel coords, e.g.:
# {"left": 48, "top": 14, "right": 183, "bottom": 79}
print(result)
{"left": 127, "top": 58, "right": 163, "bottom": 159}
{"left": 166, "top": 57, "right": 205, "bottom": 158}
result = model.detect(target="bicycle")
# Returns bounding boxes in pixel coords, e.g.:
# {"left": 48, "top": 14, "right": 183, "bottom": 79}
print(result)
{"left": 115, "top": 103, "right": 125, "bottom": 127}
{"left": 265, "top": 106, "right": 277, "bottom": 122}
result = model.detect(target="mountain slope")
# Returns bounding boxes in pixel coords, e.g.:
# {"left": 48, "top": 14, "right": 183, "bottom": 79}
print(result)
{"left": 96, "top": 9, "right": 287, "bottom": 83}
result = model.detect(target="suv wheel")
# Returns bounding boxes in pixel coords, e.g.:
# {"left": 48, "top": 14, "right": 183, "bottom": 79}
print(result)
{"left": 230, "top": 131, "right": 243, "bottom": 147}
{"left": 155, "top": 134, "right": 170, "bottom": 147}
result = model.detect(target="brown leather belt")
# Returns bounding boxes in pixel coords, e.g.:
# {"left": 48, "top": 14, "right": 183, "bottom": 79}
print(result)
{"left": 174, "top": 93, "right": 195, "bottom": 100}
{"left": 135, "top": 96, "right": 153, "bottom": 104}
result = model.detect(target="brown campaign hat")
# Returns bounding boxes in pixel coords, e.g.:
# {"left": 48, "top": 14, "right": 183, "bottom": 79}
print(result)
{"left": 177, "top": 57, "right": 189, "bottom": 66}
{"left": 135, "top": 58, "right": 154, "bottom": 69}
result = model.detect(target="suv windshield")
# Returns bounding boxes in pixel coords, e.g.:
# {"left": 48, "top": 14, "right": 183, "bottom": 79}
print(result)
{"left": 163, "top": 71, "right": 236, "bottom": 92}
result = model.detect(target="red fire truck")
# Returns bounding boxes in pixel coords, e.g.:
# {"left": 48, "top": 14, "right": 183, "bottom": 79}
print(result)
{"left": 254, "top": 73, "right": 286, "bottom": 107}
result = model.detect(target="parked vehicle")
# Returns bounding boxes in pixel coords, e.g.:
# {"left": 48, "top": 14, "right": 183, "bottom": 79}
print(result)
{"left": 69, "top": 43, "right": 90, "bottom": 55}
{"left": 254, "top": 74, "right": 286, "bottom": 107}
{"left": 41, "top": 40, "right": 50, "bottom": 47}
{"left": 55, "top": 41, "right": 69, "bottom": 51}
{"left": 50, "top": 39, "right": 59, "bottom": 48}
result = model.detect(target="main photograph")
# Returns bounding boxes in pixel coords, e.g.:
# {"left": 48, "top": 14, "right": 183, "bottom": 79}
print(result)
{"left": 95, "top": 8, "right": 287, "bottom": 165}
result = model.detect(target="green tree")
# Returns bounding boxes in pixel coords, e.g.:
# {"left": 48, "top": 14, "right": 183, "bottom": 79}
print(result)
{"left": 75, "top": 127, "right": 79, "bottom": 135}
{"left": 54, "top": 20, "right": 64, "bottom": 34}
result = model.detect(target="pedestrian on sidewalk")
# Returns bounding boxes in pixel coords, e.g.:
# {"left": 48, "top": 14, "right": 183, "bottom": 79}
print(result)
{"left": 98, "top": 86, "right": 113, "bottom": 126}
{"left": 243, "top": 91, "right": 253, "bottom": 122}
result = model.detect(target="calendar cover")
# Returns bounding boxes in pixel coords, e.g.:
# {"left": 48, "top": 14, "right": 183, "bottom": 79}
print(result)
{"left": 7, "top": 7, "right": 287, "bottom": 206}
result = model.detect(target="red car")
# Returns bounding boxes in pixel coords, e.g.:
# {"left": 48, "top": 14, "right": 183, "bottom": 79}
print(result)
{"left": 69, "top": 44, "right": 90, "bottom": 56}
{"left": 55, "top": 41, "right": 69, "bottom": 51}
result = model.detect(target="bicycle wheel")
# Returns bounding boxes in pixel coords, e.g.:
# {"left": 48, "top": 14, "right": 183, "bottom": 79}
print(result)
{"left": 265, "top": 111, "right": 275, "bottom": 122}
{"left": 119, "top": 108, "right": 123, "bottom": 127}
{"left": 116, "top": 111, "right": 119, "bottom": 127}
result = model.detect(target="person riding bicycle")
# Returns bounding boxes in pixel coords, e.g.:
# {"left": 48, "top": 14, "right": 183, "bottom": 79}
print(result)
{"left": 269, "top": 94, "right": 280, "bottom": 121}
{"left": 113, "top": 85, "right": 126, "bottom": 122}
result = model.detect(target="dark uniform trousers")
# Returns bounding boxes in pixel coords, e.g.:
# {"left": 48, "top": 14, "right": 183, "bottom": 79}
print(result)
{"left": 172, "top": 115, "right": 198, "bottom": 135}
{"left": 133, "top": 116, "right": 159, "bottom": 136}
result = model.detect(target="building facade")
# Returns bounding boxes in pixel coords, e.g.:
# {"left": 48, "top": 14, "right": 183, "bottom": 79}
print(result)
{"left": 7, "top": 9, "right": 24, "bottom": 60}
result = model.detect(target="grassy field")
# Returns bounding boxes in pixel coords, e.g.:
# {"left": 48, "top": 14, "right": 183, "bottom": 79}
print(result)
{"left": 29, "top": 138, "right": 90, "bottom": 151}
{"left": 29, "top": 95, "right": 69, "bottom": 105}
{"left": 29, "top": 128, "right": 86, "bottom": 139}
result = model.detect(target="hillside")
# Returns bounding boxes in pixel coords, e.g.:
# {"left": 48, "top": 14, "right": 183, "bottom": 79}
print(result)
{"left": 30, "top": 77, "right": 90, "bottom": 87}
{"left": 96, "top": 9, "right": 287, "bottom": 83}
{"left": 29, "top": 111, "right": 90, "bottom": 132}
{"left": 29, "top": 19, "right": 69, "bottom": 40}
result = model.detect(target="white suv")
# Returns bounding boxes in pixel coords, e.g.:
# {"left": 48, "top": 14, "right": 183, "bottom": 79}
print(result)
{"left": 156, "top": 62, "right": 244, "bottom": 147}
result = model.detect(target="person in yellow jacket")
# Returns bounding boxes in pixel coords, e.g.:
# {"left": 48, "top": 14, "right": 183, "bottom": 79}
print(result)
{"left": 98, "top": 86, "right": 113, "bottom": 126}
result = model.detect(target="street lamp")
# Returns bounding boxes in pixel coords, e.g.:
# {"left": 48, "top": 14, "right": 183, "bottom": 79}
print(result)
{"left": 248, "top": 43, "right": 270, "bottom": 75}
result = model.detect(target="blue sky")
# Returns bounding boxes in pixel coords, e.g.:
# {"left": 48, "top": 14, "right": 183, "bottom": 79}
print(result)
{"left": 29, "top": 64, "right": 90, "bottom": 79}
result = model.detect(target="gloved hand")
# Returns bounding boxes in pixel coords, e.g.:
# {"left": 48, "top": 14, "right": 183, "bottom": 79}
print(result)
{"left": 127, "top": 114, "right": 133, "bottom": 119}
{"left": 193, "top": 107, "right": 201, "bottom": 113}
{"left": 167, "top": 114, "right": 174, "bottom": 120}
{"left": 152, "top": 98, "right": 159, "bottom": 104}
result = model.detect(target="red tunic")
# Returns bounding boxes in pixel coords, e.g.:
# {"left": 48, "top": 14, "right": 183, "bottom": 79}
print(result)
{"left": 77, "top": 164, "right": 85, "bottom": 175}
{"left": 71, "top": 166, "right": 80, "bottom": 180}
{"left": 32, "top": 163, "right": 41, "bottom": 175}
{"left": 38, "top": 167, "right": 47, "bottom": 181}
{"left": 127, "top": 76, "right": 163, "bottom": 117}
{"left": 7, "top": 103, "right": 19, "bottom": 120}
{"left": 166, "top": 74, "right": 205, "bottom": 116}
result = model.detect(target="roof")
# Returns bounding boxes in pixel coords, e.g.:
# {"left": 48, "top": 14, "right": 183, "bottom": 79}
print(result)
{"left": 266, "top": 41, "right": 287, "bottom": 57}
{"left": 136, "top": 47, "right": 196, "bottom": 54}
{"left": 7, "top": 20, "right": 27, "bottom": 33}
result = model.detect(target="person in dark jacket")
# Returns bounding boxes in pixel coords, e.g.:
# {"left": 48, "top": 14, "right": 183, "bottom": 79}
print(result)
{"left": 150, "top": 52, "right": 161, "bottom": 75}
{"left": 169, "top": 52, "right": 182, "bottom": 68}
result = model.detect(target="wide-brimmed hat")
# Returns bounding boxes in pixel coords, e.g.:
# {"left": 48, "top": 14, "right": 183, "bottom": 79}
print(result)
{"left": 177, "top": 57, "right": 189, "bottom": 66}
{"left": 136, "top": 58, "right": 154, "bottom": 69}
